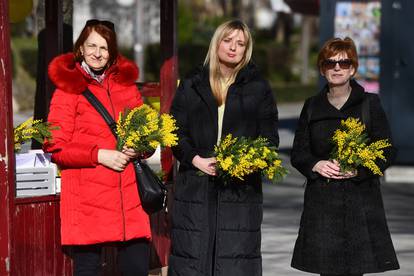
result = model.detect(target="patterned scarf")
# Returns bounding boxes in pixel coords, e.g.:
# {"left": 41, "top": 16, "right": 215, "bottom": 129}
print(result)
{"left": 81, "top": 61, "right": 106, "bottom": 83}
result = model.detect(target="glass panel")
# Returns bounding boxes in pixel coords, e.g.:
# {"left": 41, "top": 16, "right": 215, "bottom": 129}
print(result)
{"left": 11, "top": 0, "right": 43, "bottom": 152}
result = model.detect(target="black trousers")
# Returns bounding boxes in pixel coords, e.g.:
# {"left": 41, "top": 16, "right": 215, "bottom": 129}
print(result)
{"left": 73, "top": 238, "right": 149, "bottom": 276}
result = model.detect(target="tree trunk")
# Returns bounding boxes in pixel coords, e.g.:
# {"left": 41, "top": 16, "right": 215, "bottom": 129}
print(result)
{"left": 231, "top": 0, "right": 240, "bottom": 18}
{"left": 219, "top": 0, "right": 227, "bottom": 16}
{"left": 300, "top": 16, "right": 311, "bottom": 85}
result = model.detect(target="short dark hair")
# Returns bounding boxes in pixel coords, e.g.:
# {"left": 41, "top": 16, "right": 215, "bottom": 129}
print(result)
{"left": 73, "top": 19, "right": 118, "bottom": 67}
{"left": 317, "top": 37, "right": 358, "bottom": 75}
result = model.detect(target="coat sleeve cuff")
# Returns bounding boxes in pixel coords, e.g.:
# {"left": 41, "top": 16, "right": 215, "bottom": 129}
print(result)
{"left": 306, "top": 159, "right": 321, "bottom": 180}
{"left": 91, "top": 146, "right": 100, "bottom": 166}
{"left": 185, "top": 150, "right": 198, "bottom": 168}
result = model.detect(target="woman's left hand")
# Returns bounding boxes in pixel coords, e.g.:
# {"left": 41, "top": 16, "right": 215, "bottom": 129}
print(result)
{"left": 332, "top": 160, "right": 357, "bottom": 179}
{"left": 121, "top": 146, "right": 155, "bottom": 159}
{"left": 339, "top": 170, "right": 358, "bottom": 179}
{"left": 121, "top": 147, "right": 140, "bottom": 159}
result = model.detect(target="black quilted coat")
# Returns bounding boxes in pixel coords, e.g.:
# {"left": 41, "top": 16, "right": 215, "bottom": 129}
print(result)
{"left": 168, "top": 64, "right": 279, "bottom": 276}
{"left": 290, "top": 80, "right": 399, "bottom": 275}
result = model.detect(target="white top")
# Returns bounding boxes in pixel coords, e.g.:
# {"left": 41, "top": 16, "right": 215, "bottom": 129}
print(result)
{"left": 217, "top": 104, "right": 226, "bottom": 145}
{"left": 216, "top": 77, "right": 231, "bottom": 144}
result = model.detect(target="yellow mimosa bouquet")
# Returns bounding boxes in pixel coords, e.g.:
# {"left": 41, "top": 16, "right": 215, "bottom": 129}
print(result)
{"left": 116, "top": 104, "right": 178, "bottom": 152}
{"left": 214, "top": 134, "right": 287, "bottom": 183}
{"left": 331, "top": 117, "right": 391, "bottom": 176}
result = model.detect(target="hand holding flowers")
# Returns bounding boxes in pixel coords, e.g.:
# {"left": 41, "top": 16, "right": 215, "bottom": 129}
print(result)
{"left": 312, "top": 159, "right": 356, "bottom": 179}
{"left": 330, "top": 117, "right": 391, "bottom": 176}
{"left": 97, "top": 148, "right": 131, "bottom": 172}
{"left": 192, "top": 155, "right": 217, "bottom": 176}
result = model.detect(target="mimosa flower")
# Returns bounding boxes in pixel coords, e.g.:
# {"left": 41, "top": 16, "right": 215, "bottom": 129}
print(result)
{"left": 116, "top": 104, "right": 178, "bottom": 154}
{"left": 331, "top": 117, "right": 391, "bottom": 176}
{"left": 212, "top": 134, "right": 288, "bottom": 184}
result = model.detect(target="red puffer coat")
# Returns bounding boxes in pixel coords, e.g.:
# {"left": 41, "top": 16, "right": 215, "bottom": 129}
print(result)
{"left": 45, "top": 53, "right": 151, "bottom": 245}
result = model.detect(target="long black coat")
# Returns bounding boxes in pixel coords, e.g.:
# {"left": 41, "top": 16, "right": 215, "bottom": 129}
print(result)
{"left": 168, "top": 64, "right": 279, "bottom": 276}
{"left": 291, "top": 80, "right": 399, "bottom": 274}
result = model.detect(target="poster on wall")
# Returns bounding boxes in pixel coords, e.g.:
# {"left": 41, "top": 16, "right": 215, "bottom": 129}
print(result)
{"left": 334, "top": 1, "right": 381, "bottom": 93}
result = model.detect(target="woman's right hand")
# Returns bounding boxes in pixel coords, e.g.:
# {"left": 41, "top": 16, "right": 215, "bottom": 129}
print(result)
{"left": 98, "top": 149, "right": 131, "bottom": 171}
{"left": 312, "top": 160, "right": 343, "bottom": 179}
{"left": 192, "top": 155, "right": 217, "bottom": 176}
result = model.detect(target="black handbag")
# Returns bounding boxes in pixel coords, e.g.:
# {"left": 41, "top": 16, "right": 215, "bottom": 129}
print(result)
{"left": 83, "top": 89, "right": 167, "bottom": 214}
{"left": 132, "top": 159, "right": 167, "bottom": 213}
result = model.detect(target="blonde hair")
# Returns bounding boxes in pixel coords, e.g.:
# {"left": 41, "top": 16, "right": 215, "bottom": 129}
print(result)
{"left": 204, "top": 20, "right": 253, "bottom": 105}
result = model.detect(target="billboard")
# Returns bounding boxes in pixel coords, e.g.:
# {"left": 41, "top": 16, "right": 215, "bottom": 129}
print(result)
{"left": 334, "top": 1, "right": 381, "bottom": 93}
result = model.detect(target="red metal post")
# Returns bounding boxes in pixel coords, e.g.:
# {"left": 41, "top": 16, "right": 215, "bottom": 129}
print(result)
{"left": 0, "top": 0, "right": 15, "bottom": 274}
{"left": 160, "top": 0, "right": 178, "bottom": 178}
{"left": 148, "top": 0, "right": 178, "bottom": 269}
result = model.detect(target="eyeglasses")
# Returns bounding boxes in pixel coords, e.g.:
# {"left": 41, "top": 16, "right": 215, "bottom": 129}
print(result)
{"left": 85, "top": 19, "right": 115, "bottom": 32}
{"left": 322, "top": 59, "right": 353, "bottom": 70}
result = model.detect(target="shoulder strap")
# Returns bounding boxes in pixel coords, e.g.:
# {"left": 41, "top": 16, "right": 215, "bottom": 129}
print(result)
{"left": 82, "top": 89, "right": 118, "bottom": 138}
{"left": 361, "top": 94, "right": 371, "bottom": 133}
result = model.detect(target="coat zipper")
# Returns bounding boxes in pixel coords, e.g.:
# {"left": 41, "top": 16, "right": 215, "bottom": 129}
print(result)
{"left": 104, "top": 80, "right": 127, "bottom": 241}
{"left": 119, "top": 172, "right": 126, "bottom": 241}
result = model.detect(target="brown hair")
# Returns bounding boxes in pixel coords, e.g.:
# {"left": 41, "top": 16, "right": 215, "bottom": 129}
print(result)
{"left": 317, "top": 37, "right": 358, "bottom": 75}
{"left": 73, "top": 20, "right": 118, "bottom": 68}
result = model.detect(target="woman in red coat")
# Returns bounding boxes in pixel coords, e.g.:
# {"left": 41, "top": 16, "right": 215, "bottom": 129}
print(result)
{"left": 44, "top": 20, "right": 150, "bottom": 276}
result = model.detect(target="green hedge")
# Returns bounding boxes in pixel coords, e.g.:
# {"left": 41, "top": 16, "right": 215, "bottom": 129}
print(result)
{"left": 11, "top": 37, "right": 37, "bottom": 111}
{"left": 144, "top": 42, "right": 295, "bottom": 82}
{"left": 143, "top": 41, "right": 317, "bottom": 103}
{"left": 272, "top": 83, "right": 317, "bottom": 103}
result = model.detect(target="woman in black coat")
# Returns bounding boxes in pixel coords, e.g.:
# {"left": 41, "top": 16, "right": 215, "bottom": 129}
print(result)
{"left": 168, "top": 20, "right": 279, "bottom": 276}
{"left": 291, "top": 37, "right": 399, "bottom": 276}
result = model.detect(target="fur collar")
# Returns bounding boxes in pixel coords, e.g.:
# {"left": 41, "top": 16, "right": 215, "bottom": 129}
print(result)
{"left": 48, "top": 53, "right": 139, "bottom": 94}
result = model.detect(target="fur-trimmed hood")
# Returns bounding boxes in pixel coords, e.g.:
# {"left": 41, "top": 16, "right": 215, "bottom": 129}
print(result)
{"left": 48, "top": 53, "right": 139, "bottom": 94}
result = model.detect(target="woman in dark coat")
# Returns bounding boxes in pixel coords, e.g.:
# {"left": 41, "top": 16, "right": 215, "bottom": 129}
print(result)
{"left": 168, "top": 20, "right": 279, "bottom": 276}
{"left": 291, "top": 37, "right": 399, "bottom": 276}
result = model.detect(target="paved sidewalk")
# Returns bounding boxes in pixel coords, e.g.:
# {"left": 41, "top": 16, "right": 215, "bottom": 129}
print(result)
{"left": 262, "top": 155, "right": 414, "bottom": 276}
